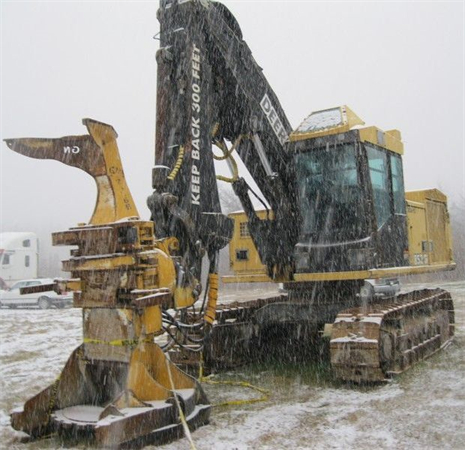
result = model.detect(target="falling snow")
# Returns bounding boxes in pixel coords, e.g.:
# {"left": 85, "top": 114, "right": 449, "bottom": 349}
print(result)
{"left": 0, "top": 280, "right": 463, "bottom": 449}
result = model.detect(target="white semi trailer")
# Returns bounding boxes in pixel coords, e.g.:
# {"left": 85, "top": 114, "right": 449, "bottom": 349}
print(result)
{"left": 0, "top": 232, "right": 39, "bottom": 285}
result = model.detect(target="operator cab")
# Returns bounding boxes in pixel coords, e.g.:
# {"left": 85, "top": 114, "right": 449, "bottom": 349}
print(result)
{"left": 289, "top": 106, "right": 408, "bottom": 273}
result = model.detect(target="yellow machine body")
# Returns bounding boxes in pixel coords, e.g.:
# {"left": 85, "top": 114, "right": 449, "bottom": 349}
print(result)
{"left": 225, "top": 107, "right": 455, "bottom": 284}
{"left": 406, "top": 189, "right": 454, "bottom": 266}
{"left": 225, "top": 189, "right": 455, "bottom": 284}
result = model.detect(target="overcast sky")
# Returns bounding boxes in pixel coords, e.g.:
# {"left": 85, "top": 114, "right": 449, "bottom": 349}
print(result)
{"left": 1, "top": 0, "right": 464, "bottom": 242}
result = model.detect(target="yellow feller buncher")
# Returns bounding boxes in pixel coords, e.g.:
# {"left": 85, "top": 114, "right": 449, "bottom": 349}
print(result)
{"left": 5, "top": 119, "right": 211, "bottom": 447}
{"left": 4, "top": 0, "right": 455, "bottom": 447}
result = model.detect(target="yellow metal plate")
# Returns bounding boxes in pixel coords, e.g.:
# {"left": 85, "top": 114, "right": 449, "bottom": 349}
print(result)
{"left": 222, "top": 263, "right": 456, "bottom": 284}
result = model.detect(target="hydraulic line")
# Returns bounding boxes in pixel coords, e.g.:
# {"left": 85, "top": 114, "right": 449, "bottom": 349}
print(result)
{"left": 162, "top": 310, "right": 204, "bottom": 329}
{"left": 162, "top": 326, "right": 204, "bottom": 353}
{"left": 212, "top": 135, "right": 243, "bottom": 183}
{"left": 162, "top": 318, "right": 205, "bottom": 344}
{"left": 212, "top": 139, "right": 233, "bottom": 160}
{"left": 199, "top": 275, "right": 210, "bottom": 316}
{"left": 216, "top": 164, "right": 238, "bottom": 183}
{"left": 245, "top": 182, "right": 270, "bottom": 220}
{"left": 167, "top": 145, "right": 185, "bottom": 181}
{"left": 160, "top": 339, "right": 176, "bottom": 353}
{"left": 212, "top": 135, "right": 245, "bottom": 161}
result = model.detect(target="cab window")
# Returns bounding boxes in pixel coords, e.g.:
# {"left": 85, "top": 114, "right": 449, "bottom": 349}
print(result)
{"left": 366, "top": 145, "right": 391, "bottom": 229}
{"left": 295, "top": 143, "right": 367, "bottom": 241}
{"left": 390, "top": 154, "right": 406, "bottom": 214}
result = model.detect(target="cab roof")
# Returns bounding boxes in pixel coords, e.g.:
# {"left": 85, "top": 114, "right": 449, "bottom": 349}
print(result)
{"left": 290, "top": 105, "right": 404, "bottom": 155}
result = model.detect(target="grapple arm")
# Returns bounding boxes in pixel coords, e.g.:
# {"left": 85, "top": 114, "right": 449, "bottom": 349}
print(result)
{"left": 154, "top": 0, "right": 299, "bottom": 280}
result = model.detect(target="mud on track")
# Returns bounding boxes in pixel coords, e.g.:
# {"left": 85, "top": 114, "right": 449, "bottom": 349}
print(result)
{"left": 1, "top": 281, "right": 464, "bottom": 449}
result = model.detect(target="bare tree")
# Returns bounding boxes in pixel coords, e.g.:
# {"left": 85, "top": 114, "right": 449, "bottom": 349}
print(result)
{"left": 450, "top": 195, "right": 465, "bottom": 279}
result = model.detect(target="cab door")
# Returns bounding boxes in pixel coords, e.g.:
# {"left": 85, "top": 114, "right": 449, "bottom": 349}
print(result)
{"left": 366, "top": 144, "right": 408, "bottom": 267}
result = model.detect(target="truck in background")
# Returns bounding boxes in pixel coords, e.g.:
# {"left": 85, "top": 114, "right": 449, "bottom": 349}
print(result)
{"left": 0, "top": 232, "right": 39, "bottom": 285}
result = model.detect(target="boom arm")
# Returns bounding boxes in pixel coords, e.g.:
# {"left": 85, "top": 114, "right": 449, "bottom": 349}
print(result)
{"left": 151, "top": 0, "right": 300, "bottom": 280}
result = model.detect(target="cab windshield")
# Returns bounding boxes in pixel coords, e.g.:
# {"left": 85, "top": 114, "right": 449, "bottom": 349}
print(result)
{"left": 295, "top": 143, "right": 367, "bottom": 243}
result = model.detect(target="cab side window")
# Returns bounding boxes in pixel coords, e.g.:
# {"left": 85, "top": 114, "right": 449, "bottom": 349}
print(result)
{"left": 390, "top": 154, "right": 406, "bottom": 214}
{"left": 367, "top": 145, "right": 391, "bottom": 229}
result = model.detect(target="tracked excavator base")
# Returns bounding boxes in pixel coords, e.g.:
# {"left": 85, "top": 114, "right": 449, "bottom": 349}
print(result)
{"left": 330, "top": 288, "right": 455, "bottom": 383}
{"left": 172, "top": 287, "right": 454, "bottom": 385}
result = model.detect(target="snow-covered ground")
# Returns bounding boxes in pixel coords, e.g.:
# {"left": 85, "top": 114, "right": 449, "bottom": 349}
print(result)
{"left": 1, "top": 280, "right": 464, "bottom": 449}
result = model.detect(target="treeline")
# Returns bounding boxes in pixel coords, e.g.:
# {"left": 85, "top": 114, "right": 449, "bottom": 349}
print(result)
{"left": 449, "top": 196, "right": 465, "bottom": 279}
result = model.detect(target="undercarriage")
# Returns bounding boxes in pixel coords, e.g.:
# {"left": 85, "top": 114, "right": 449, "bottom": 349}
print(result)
{"left": 170, "top": 284, "right": 455, "bottom": 384}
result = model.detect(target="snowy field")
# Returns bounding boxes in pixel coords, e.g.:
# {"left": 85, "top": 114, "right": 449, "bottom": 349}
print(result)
{"left": 1, "top": 280, "right": 464, "bottom": 450}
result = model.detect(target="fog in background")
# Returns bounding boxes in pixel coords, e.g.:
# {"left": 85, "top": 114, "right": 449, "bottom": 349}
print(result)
{"left": 1, "top": 0, "right": 464, "bottom": 277}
